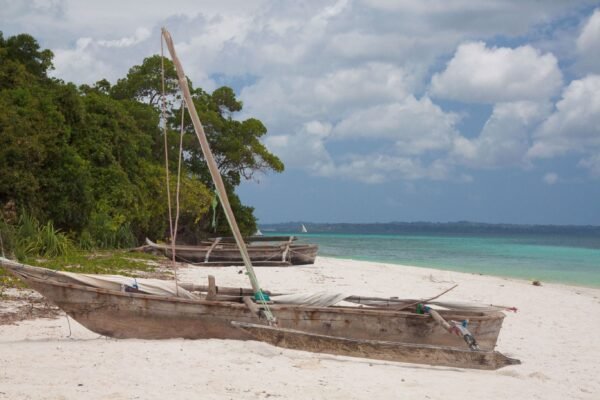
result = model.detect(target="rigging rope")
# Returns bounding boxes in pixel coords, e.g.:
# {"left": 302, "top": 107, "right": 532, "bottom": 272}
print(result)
{"left": 160, "top": 35, "right": 183, "bottom": 295}
{"left": 160, "top": 37, "right": 174, "bottom": 245}
{"left": 171, "top": 101, "right": 186, "bottom": 259}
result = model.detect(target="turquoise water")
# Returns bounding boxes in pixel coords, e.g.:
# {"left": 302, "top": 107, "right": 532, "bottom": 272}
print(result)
{"left": 284, "top": 233, "right": 600, "bottom": 287}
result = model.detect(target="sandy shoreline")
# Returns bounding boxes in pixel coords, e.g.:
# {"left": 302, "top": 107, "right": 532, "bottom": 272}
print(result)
{"left": 1, "top": 256, "right": 599, "bottom": 399}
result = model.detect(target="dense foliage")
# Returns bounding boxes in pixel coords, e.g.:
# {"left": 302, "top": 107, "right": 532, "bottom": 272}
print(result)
{"left": 0, "top": 32, "right": 283, "bottom": 256}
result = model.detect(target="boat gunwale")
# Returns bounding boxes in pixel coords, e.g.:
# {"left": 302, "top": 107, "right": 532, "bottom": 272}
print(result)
{"left": 9, "top": 268, "right": 505, "bottom": 321}
{"left": 145, "top": 238, "right": 318, "bottom": 252}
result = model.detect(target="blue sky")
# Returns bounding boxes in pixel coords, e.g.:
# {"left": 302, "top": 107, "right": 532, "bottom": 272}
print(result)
{"left": 2, "top": 0, "right": 600, "bottom": 225}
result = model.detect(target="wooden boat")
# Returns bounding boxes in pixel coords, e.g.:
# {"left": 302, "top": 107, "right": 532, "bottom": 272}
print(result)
{"left": 2, "top": 259, "right": 508, "bottom": 350}
{"left": 0, "top": 258, "right": 518, "bottom": 369}
{"left": 145, "top": 237, "right": 318, "bottom": 266}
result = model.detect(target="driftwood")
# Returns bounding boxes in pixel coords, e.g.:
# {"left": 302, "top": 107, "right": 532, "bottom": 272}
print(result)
{"left": 231, "top": 322, "right": 520, "bottom": 370}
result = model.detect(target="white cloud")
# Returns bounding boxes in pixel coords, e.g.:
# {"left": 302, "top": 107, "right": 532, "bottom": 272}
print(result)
{"left": 52, "top": 37, "right": 113, "bottom": 84}
{"left": 97, "top": 28, "right": 151, "bottom": 48}
{"left": 240, "top": 63, "right": 416, "bottom": 135}
{"left": 529, "top": 75, "right": 600, "bottom": 159}
{"left": 262, "top": 94, "right": 462, "bottom": 184}
{"left": 5, "top": 1, "right": 595, "bottom": 186}
{"left": 264, "top": 127, "right": 333, "bottom": 174}
{"left": 315, "top": 154, "right": 453, "bottom": 184}
{"left": 543, "top": 172, "right": 559, "bottom": 185}
{"left": 304, "top": 120, "right": 333, "bottom": 138}
{"left": 313, "top": 63, "right": 414, "bottom": 107}
{"left": 430, "top": 42, "right": 563, "bottom": 103}
{"left": 452, "top": 101, "right": 551, "bottom": 168}
{"left": 576, "top": 8, "right": 600, "bottom": 73}
{"left": 332, "top": 96, "right": 461, "bottom": 155}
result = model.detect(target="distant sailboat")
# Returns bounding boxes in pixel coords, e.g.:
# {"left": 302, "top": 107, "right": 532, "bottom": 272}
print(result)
{"left": 254, "top": 228, "right": 263, "bottom": 236}
{"left": 301, "top": 224, "right": 308, "bottom": 233}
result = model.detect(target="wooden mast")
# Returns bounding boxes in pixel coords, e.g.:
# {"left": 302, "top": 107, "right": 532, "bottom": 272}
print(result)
{"left": 161, "top": 28, "right": 275, "bottom": 323}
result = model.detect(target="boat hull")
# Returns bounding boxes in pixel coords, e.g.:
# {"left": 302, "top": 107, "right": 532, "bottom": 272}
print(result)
{"left": 19, "top": 273, "right": 504, "bottom": 350}
{"left": 165, "top": 245, "right": 318, "bottom": 265}
{"left": 146, "top": 238, "right": 319, "bottom": 265}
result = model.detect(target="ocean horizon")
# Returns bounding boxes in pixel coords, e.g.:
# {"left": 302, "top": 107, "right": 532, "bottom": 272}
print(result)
{"left": 264, "top": 230, "right": 600, "bottom": 288}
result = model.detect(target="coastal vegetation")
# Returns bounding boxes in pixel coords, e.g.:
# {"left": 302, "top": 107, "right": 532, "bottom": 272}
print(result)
{"left": 0, "top": 32, "right": 284, "bottom": 263}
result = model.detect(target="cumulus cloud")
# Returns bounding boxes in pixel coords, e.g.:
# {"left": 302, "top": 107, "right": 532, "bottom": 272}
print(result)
{"left": 52, "top": 38, "right": 115, "bottom": 84}
{"left": 430, "top": 42, "right": 563, "bottom": 103}
{"left": 452, "top": 101, "right": 551, "bottom": 168}
{"left": 332, "top": 96, "right": 460, "bottom": 155}
{"left": 314, "top": 154, "right": 454, "bottom": 184}
{"left": 264, "top": 121, "right": 334, "bottom": 174}
{"left": 6, "top": 1, "right": 596, "bottom": 185}
{"left": 262, "top": 93, "right": 462, "bottom": 184}
{"left": 239, "top": 62, "right": 417, "bottom": 135}
{"left": 529, "top": 75, "right": 600, "bottom": 160}
{"left": 576, "top": 8, "right": 600, "bottom": 73}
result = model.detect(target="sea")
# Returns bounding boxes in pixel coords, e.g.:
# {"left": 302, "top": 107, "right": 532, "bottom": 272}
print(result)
{"left": 269, "top": 232, "right": 600, "bottom": 288}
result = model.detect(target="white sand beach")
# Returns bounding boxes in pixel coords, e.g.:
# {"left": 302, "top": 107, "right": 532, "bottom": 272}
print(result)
{"left": 1, "top": 256, "right": 599, "bottom": 399}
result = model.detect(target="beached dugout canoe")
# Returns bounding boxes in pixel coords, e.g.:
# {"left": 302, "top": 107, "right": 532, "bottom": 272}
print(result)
{"left": 1, "top": 259, "right": 506, "bottom": 352}
{"left": 145, "top": 237, "right": 318, "bottom": 266}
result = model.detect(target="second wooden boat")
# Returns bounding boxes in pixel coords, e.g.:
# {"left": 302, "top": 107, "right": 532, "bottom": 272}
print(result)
{"left": 145, "top": 237, "right": 318, "bottom": 266}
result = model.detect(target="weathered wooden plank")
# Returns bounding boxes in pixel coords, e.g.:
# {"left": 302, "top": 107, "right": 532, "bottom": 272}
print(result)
{"left": 216, "top": 236, "right": 297, "bottom": 243}
{"left": 231, "top": 322, "right": 520, "bottom": 370}
{"left": 205, "top": 275, "right": 217, "bottom": 300}
{"left": 243, "top": 296, "right": 261, "bottom": 319}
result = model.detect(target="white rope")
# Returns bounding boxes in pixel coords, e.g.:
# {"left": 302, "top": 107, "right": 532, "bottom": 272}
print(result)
{"left": 169, "top": 100, "right": 186, "bottom": 286}
{"left": 172, "top": 102, "right": 185, "bottom": 244}
{"left": 160, "top": 35, "right": 179, "bottom": 294}
{"left": 160, "top": 36, "right": 174, "bottom": 244}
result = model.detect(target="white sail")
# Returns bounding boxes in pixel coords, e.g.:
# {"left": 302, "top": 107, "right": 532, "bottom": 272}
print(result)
{"left": 301, "top": 224, "right": 308, "bottom": 233}
{"left": 255, "top": 229, "right": 263, "bottom": 236}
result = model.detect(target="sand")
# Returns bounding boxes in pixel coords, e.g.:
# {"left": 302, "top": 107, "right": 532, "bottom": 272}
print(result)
{"left": 1, "top": 256, "right": 599, "bottom": 399}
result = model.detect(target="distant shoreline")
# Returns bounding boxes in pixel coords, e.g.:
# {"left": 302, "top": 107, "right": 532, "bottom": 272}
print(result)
{"left": 260, "top": 221, "right": 600, "bottom": 235}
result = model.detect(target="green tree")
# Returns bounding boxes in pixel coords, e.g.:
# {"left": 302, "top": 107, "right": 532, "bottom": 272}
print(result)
{"left": 111, "top": 55, "right": 180, "bottom": 107}
{"left": 0, "top": 32, "right": 282, "bottom": 247}
{"left": 0, "top": 32, "right": 54, "bottom": 78}
{"left": 0, "top": 39, "right": 93, "bottom": 230}
{"left": 112, "top": 57, "right": 284, "bottom": 237}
